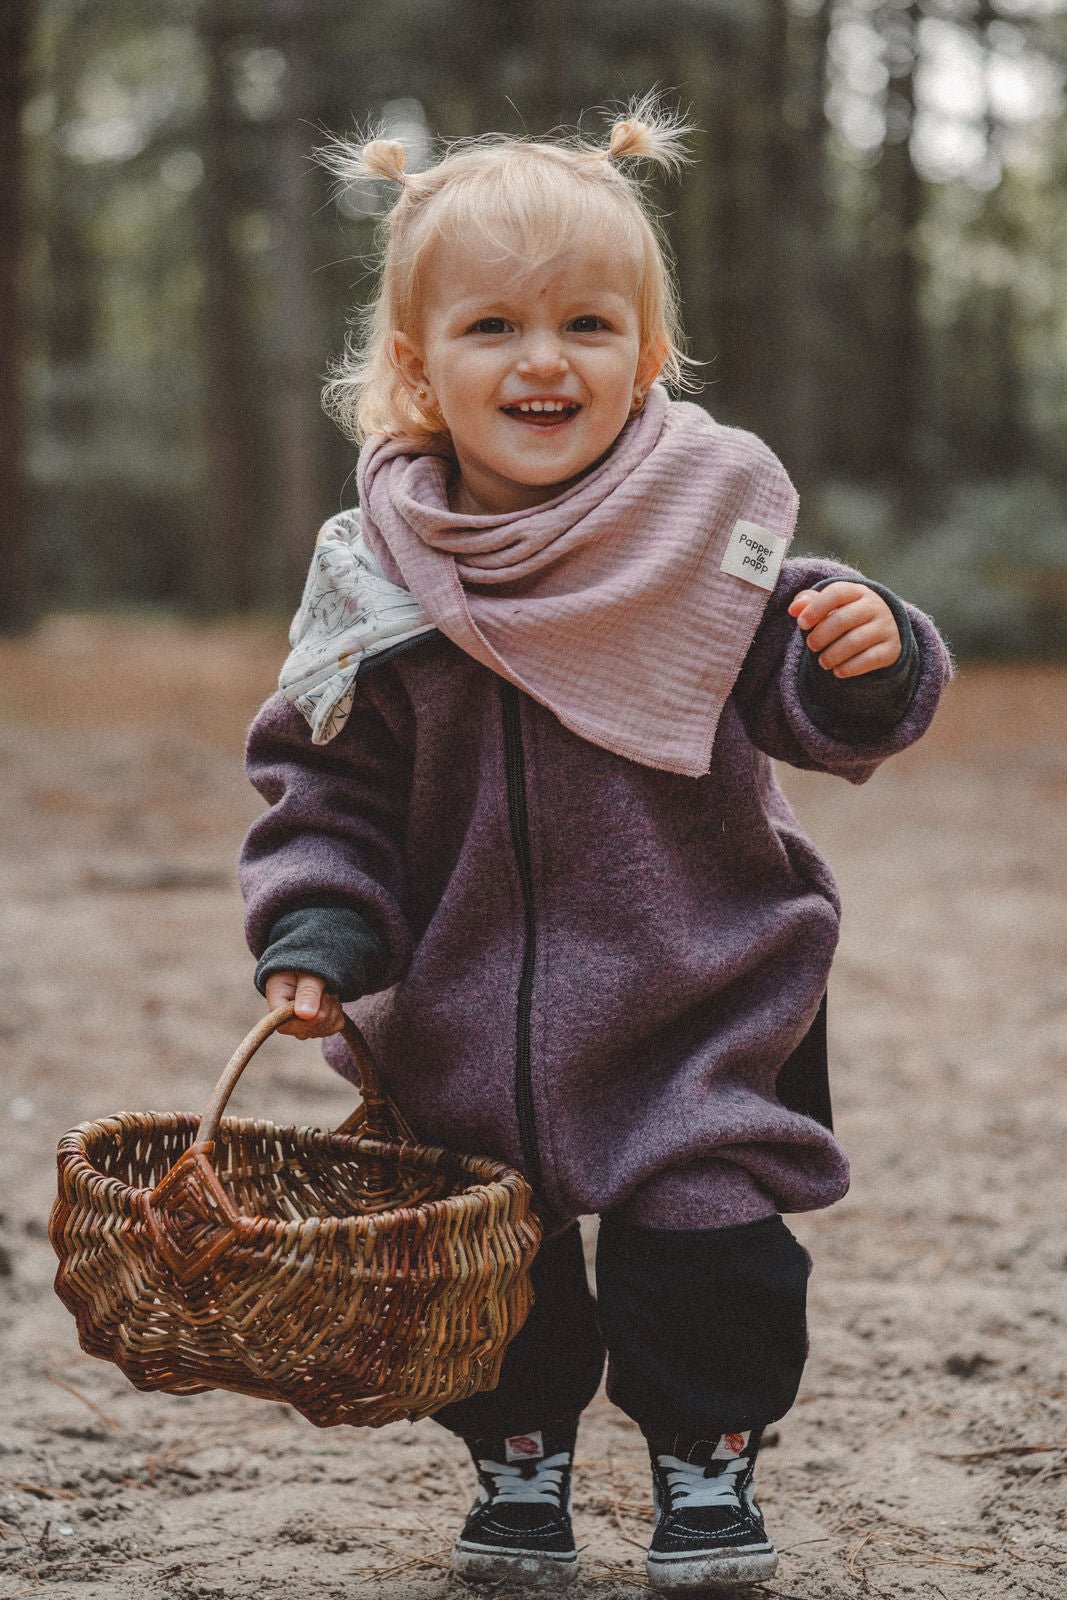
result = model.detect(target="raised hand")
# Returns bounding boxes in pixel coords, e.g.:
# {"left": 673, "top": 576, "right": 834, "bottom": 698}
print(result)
{"left": 788, "top": 583, "right": 902, "bottom": 678}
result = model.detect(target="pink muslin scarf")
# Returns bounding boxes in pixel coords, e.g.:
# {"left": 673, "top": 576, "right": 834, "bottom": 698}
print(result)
{"left": 357, "top": 385, "right": 799, "bottom": 777}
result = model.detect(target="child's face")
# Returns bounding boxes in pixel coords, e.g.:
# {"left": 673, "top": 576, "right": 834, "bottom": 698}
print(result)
{"left": 393, "top": 229, "right": 656, "bottom": 516}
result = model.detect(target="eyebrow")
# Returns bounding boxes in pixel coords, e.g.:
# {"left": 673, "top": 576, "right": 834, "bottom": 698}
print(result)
{"left": 445, "top": 290, "right": 634, "bottom": 320}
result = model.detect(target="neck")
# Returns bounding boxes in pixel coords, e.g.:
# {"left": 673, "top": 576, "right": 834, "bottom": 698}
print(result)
{"left": 446, "top": 441, "right": 631, "bottom": 519}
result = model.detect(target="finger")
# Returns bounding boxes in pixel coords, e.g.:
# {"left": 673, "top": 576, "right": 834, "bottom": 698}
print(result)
{"left": 786, "top": 589, "right": 819, "bottom": 618}
{"left": 802, "top": 597, "right": 883, "bottom": 656}
{"left": 828, "top": 640, "right": 903, "bottom": 678}
{"left": 306, "top": 994, "right": 345, "bottom": 1037}
{"left": 320, "top": 996, "right": 346, "bottom": 1036}
{"left": 264, "top": 971, "right": 298, "bottom": 1007}
{"left": 294, "top": 974, "right": 326, "bottom": 1020}
{"left": 275, "top": 987, "right": 343, "bottom": 1038}
{"left": 788, "top": 582, "right": 866, "bottom": 632}
{"left": 814, "top": 618, "right": 894, "bottom": 671}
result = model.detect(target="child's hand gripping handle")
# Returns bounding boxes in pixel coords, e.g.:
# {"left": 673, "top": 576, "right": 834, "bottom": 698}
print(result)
{"left": 194, "top": 1004, "right": 405, "bottom": 1147}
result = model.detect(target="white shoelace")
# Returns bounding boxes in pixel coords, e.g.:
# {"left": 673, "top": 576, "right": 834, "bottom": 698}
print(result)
{"left": 478, "top": 1452, "right": 570, "bottom": 1506}
{"left": 658, "top": 1453, "right": 747, "bottom": 1510}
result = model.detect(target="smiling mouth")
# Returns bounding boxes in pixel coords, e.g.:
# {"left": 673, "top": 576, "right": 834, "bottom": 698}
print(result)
{"left": 501, "top": 400, "right": 581, "bottom": 427}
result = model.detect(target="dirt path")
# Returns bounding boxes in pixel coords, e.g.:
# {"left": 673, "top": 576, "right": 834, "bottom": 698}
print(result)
{"left": 1, "top": 616, "right": 1065, "bottom": 1600}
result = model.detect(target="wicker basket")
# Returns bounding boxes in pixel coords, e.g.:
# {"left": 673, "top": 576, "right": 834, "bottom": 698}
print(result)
{"left": 49, "top": 1005, "right": 541, "bottom": 1427}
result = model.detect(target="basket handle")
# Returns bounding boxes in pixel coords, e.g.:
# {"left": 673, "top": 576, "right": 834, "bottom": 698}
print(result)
{"left": 195, "top": 1005, "right": 399, "bottom": 1146}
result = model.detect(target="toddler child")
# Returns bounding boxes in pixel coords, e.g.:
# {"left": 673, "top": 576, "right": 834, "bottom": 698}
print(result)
{"left": 239, "top": 98, "right": 952, "bottom": 1591}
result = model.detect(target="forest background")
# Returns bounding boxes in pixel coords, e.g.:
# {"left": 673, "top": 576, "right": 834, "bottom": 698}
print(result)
{"left": 2, "top": 11, "right": 1067, "bottom": 1595}
{"left": 1, "top": 0, "right": 1066, "bottom": 651}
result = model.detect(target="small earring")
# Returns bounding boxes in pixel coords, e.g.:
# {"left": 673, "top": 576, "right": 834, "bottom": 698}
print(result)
{"left": 631, "top": 391, "right": 645, "bottom": 414}
{"left": 417, "top": 387, "right": 428, "bottom": 401}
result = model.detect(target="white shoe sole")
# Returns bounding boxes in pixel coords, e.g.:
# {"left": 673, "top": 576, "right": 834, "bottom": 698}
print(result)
{"left": 647, "top": 1543, "right": 778, "bottom": 1591}
{"left": 453, "top": 1540, "right": 578, "bottom": 1587}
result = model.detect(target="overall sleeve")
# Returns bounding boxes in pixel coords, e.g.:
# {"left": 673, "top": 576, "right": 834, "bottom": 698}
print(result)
{"left": 238, "top": 684, "right": 414, "bottom": 997}
{"left": 732, "top": 555, "right": 953, "bottom": 784}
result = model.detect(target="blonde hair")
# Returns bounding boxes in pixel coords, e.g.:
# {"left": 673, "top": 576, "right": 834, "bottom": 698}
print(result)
{"left": 318, "top": 95, "right": 695, "bottom": 446}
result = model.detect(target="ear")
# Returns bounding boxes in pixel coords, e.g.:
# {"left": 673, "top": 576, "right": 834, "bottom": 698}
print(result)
{"left": 391, "top": 331, "right": 434, "bottom": 403}
{"left": 637, "top": 334, "right": 667, "bottom": 392}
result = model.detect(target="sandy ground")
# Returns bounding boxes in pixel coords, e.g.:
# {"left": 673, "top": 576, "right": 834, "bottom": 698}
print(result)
{"left": 1, "top": 614, "right": 1065, "bottom": 1600}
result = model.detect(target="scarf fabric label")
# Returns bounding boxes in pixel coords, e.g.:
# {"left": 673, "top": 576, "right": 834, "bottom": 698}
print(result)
{"left": 720, "top": 520, "right": 787, "bottom": 591}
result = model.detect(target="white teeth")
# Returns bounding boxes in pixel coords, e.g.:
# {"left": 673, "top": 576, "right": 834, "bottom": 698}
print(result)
{"left": 514, "top": 400, "right": 569, "bottom": 413}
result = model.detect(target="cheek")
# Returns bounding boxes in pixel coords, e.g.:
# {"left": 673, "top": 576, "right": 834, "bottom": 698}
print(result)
{"left": 437, "top": 351, "right": 495, "bottom": 401}
{"left": 600, "top": 357, "right": 642, "bottom": 414}
{"left": 599, "top": 344, "right": 642, "bottom": 390}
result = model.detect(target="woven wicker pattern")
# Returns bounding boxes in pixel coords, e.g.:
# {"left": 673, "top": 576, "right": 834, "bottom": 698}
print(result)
{"left": 49, "top": 1008, "right": 541, "bottom": 1428}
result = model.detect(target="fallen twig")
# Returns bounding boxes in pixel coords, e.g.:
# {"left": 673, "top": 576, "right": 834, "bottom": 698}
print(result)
{"left": 588, "top": 1561, "right": 646, "bottom": 1589}
{"left": 861, "top": 1552, "right": 994, "bottom": 1571}
{"left": 844, "top": 1526, "right": 875, "bottom": 1580}
{"left": 601, "top": 1451, "right": 652, "bottom": 1554}
{"left": 0, "top": 1479, "right": 80, "bottom": 1502}
{"left": 41, "top": 1374, "right": 121, "bottom": 1431}
{"left": 749, "top": 1589, "right": 812, "bottom": 1600}
{"left": 601, "top": 1485, "right": 649, "bottom": 1553}
{"left": 840, "top": 1514, "right": 997, "bottom": 1579}
{"left": 971, "top": 1542, "right": 1064, "bottom": 1569}
{"left": 936, "top": 1441, "right": 1066, "bottom": 1462}
{"left": 348, "top": 1543, "right": 452, "bottom": 1583}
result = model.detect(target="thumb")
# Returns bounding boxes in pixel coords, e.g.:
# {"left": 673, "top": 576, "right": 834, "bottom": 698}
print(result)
{"left": 293, "top": 974, "right": 325, "bottom": 1020}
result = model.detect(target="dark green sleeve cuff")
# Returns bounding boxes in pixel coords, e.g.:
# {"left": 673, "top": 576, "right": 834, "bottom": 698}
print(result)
{"left": 253, "top": 905, "right": 388, "bottom": 1002}
{"left": 797, "top": 578, "right": 921, "bottom": 743}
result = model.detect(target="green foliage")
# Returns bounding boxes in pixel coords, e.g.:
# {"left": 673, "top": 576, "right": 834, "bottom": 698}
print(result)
{"left": 808, "top": 475, "right": 1067, "bottom": 657}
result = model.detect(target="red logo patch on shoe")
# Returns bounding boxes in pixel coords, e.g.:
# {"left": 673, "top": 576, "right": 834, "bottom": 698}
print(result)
{"left": 505, "top": 1430, "right": 544, "bottom": 1462}
{"left": 725, "top": 1432, "right": 746, "bottom": 1454}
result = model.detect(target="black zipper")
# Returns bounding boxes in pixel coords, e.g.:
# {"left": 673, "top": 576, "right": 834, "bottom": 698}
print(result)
{"left": 500, "top": 680, "right": 543, "bottom": 1192}
{"left": 355, "top": 629, "right": 440, "bottom": 676}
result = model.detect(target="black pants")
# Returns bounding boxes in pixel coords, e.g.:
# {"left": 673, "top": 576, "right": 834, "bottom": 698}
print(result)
{"left": 434, "top": 1213, "right": 810, "bottom": 1442}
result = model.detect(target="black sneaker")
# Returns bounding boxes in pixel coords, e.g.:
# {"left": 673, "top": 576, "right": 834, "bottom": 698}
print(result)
{"left": 452, "top": 1423, "right": 579, "bottom": 1587}
{"left": 645, "top": 1428, "right": 777, "bottom": 1591}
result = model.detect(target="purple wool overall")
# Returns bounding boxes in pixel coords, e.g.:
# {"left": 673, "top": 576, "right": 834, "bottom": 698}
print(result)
{"left": 240, "top": 554, "right": 952, "bottom": 1440}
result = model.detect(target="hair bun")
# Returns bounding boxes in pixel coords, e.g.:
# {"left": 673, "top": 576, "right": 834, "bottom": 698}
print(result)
{"left": 359, "top": 139, "right": 408, "bottom": 184}
{"left": 315, "top": 133, "right": 408, "bottom": 189}
{"left": 606, "top": 93, "right": 693, "bottom": 175}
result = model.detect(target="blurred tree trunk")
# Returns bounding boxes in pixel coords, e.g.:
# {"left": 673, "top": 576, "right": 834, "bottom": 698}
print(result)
{"left": 760, "top": 0, "right": 792, "bottom": 444}
{"left": 944, "top": 279, "right": 1025, "bottom": 476}
{"left": 669, "top": 23, "right": 721, "bottom": 396}
{"left": 868, "top": 0, "right": 932, "bottom": 517}
{"left": 263, "top": 0, "right": 326, "bottom": 608}
{"left": 29, "top": 3, "right": 116, "bottom": 611}
{"left": 971, "top": 0, "right": 1026, "bottom": 473}
{"left": 769, "top": 0, "right": 833, "bottom": 498}
{"left": 727, "top": 0, "right": 833, "bottom": 482}
{"left": 705, "top": 14, "right": 764, "bottom": 431}
{"left": 194, "top": 1, "right": 264, "bottom": 614}
{"left": 42, "top": 21, "right": 98, "bottom": 512}
{"left": 0, "top": 0, "right": 33, "bottom": 633}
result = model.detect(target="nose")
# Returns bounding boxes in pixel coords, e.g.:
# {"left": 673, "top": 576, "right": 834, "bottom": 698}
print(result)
{"left": 516, "top": 331, "right": 569, "bottom": 378}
